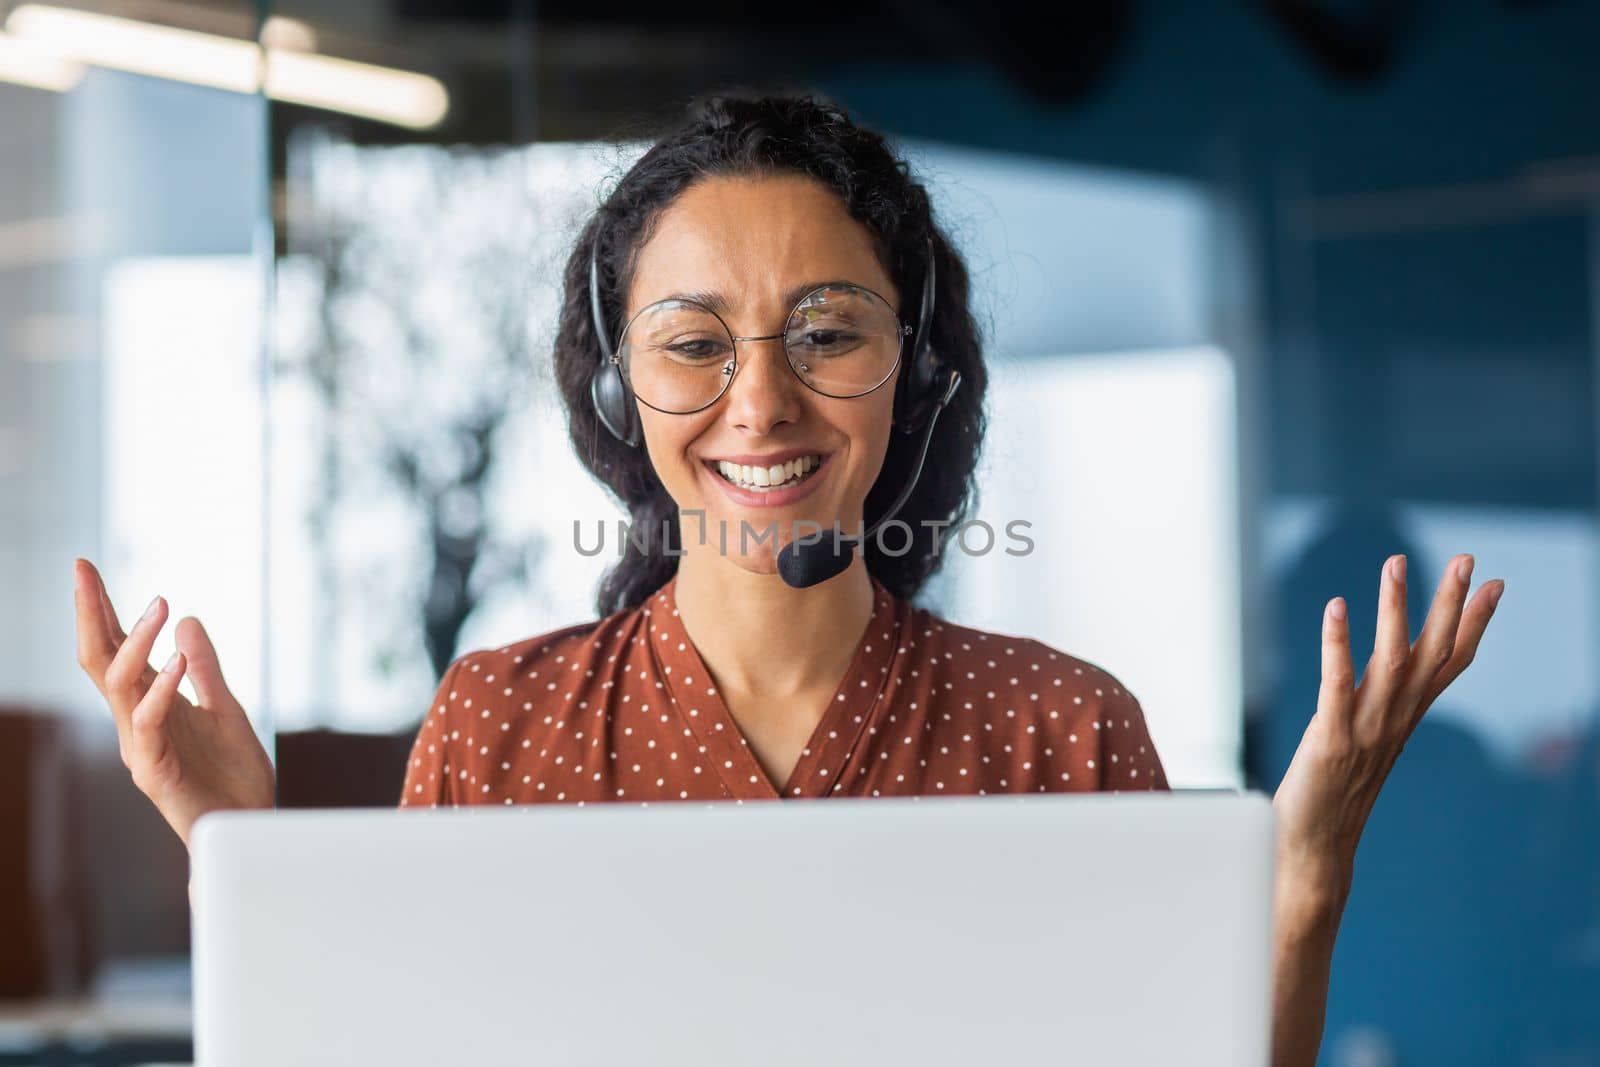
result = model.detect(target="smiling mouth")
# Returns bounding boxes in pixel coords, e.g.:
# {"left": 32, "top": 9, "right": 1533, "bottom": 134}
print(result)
{"left": 707, "top": 454, "right": 824, "bottom": 493}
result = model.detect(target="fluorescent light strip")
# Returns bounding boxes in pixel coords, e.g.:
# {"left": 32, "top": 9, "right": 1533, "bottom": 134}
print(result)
{"left": 261, "top": 16, "right": 316, "bottom": 53}
{"left": 7, "top": 4, "right": 259, "bottom": 92}
{"left": 266, "top": 50, "right": 447, "bottom": 130}
{"left": 3, "top": 4, "right": 447, "bottom": 128}
{"left": 0, "top": 29, "right": 84, "bottom": 92}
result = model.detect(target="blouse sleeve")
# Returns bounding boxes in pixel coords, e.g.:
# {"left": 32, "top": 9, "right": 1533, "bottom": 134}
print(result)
{"left": 1097, "top": 684, "right": 1171, "bottom": 791}
{"left": 399, "top": 656, "right": 467, "bottom": 808}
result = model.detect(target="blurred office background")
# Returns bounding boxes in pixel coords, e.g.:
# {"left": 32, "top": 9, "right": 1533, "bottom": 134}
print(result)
{"left": 1, "top": 0, "right": 1596, "bottom": 1062}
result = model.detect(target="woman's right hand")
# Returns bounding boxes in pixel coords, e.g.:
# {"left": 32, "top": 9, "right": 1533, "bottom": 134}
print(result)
{"left": 73, "top": 558, "right": 276, "bottom": 850}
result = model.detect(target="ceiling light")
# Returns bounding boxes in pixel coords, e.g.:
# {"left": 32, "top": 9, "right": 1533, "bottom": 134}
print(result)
{"left": 0, "top": 29, "right": 84, "bottom": 92}
{"left": 260, "top": 15, "right": 316, "bottom": 53}
{"left": 265, "top": 50, "right": 447, "bottom": 129}
{"left": 4, "top": 4, "right": 447, "bottom": 128}
{"left": 6, "top": 3, "right": 259, "bottom": 92}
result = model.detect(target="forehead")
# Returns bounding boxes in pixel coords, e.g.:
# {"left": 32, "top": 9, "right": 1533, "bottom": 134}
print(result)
{"left": 625, "top": 173, "right": 898, "bottom": 317}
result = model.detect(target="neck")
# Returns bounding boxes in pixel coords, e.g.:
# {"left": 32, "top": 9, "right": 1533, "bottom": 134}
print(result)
{"left": 672, "top": 544, "right": 875, "bottom": 699}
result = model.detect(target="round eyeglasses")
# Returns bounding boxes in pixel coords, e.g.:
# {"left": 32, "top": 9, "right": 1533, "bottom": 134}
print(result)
{"left": 614, "top": 283, "right": 911, "bottom": 415}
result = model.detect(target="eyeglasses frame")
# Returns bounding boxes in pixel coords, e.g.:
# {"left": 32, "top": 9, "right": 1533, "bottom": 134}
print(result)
{"left": 610, "top": 281, "right": 915, "bottom": 416}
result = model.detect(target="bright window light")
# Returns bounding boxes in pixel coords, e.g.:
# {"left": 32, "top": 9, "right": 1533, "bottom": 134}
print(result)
{"left": 269, "top": 140, "right": 631, "bottom": 730}
{"left": 935, "top": 346, "right": 1244, "bottom": 788}
{"left": 103, "top": 256, "right": 268, "bottom": 749}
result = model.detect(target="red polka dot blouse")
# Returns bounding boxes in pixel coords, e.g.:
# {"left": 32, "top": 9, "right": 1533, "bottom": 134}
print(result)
{"left": 400, "top": 572, "right": 1170, "bottom": 807}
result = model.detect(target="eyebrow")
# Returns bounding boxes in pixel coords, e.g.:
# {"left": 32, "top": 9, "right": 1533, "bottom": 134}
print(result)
{"left": 656, "top": 280, "right": 870, "bottom": 318}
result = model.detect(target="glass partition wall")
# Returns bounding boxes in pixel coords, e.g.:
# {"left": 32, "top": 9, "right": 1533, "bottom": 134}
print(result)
{"left": 0, "top": 0, "right": 272, "bottom": 1055}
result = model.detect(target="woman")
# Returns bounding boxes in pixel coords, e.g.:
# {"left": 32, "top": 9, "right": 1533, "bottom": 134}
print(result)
{"left": 73, "top": 93, "right": 1504, "bottom": 1065}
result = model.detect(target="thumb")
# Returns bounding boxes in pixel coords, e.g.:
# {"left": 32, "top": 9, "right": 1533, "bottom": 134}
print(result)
{"left": 174, "top": 616, "right": 234, "bottom": 710}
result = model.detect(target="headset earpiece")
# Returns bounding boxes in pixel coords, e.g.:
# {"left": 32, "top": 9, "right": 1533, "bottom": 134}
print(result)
{"left": 893, "top": 235, "right": 951, "bottom": 434}
{"left": 589, "top": 244, "right": 642, "bottom": 448}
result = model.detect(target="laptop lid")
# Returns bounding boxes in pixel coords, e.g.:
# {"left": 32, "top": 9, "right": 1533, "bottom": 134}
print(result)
{"left": 191, "top": 791, "right": 1274, "bottom": 1066}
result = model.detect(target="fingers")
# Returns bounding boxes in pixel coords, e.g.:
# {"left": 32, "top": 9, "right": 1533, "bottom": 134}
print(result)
{"left": 98, "top": 576, "right": 130, "bottom": 646}
{"left": 1316, "top": 596, "right": 1355, "bottom": 742}
{"left": 1394, "top": 553, "right": 1472, "bottom": 725}
{"left": 1357, "top": 554, "right": 1411, "bottom": 732}
{"left": 75, "top": 559, "right": 157, "bottom": 697}
{"left": 74, "top": 559, "right": 119, "bottom": 686}
{"left": 104, "top": 592, "right": 169, "bottom": 732}
{"left": 1420, "top": 579, "right": 1505, "bottom": 712}
{"left": 127, "top": 651, "right": 184, "bottom": 783}
{"left": 175, "top": 616, "right": 232, "bottom": 709}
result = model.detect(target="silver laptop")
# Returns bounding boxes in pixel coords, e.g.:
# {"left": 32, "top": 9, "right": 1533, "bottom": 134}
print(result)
{"left": 191, "top": 791, "right": 1275, "bottom": 1066}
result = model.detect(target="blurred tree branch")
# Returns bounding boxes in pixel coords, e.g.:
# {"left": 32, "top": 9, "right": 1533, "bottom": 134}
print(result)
{"left": 283, "top": 133, "right": 551, "bottom": 688}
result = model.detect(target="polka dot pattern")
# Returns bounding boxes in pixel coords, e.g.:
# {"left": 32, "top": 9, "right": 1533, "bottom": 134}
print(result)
{"left": 399, "top": 574, "right": 1170, "bottom": 809}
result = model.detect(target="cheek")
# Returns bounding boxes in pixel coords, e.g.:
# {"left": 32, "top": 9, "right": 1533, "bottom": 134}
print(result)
{"left": 638, "top": 408, "right": 709, "bottom": 498}
{"left": 828, "top": 393, "right": 897, "bottom": 491}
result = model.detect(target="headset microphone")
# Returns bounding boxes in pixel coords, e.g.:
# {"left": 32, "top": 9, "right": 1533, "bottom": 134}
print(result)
{"left": 775, "top": 368, "right": 961, "bottom": 589}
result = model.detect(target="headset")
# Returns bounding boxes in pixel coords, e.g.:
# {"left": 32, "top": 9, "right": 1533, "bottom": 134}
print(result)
{"left": 587, "top": 232, "right": 963, "bottom": 588}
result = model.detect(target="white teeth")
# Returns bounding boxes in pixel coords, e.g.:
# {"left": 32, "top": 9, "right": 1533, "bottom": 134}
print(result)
{"left": 713, "top": 454, "right": 822, "bottom": 492}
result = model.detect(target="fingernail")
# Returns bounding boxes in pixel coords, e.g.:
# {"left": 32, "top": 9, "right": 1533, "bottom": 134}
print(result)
{"left": 1328, "top": 598, "right": 1346, "bottom": 622}
{"left": 163, "top": 650, "right": 181, "bottom": 673}
{"left": 1391, "top": 555, "right": 1406, "bottom": 583}
{"left": 142, "top": 595, "right": 161, "bottom": 620}
{"left": 1457, "top": 555, "right": 1474, "bottom": 582}
{"left": 1490, "top": 582, "right": 1505, "bottom": 609}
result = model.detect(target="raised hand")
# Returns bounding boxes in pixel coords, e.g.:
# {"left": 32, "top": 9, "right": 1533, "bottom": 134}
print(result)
{"left": 1264, "top": 553, "right": 1504, "bottom": 1067}
{"left": 1272, "top": 552, "right": 1505, "bottom": 911}
{"left": 72, "top": 558, "right": 276, "bottom": 849}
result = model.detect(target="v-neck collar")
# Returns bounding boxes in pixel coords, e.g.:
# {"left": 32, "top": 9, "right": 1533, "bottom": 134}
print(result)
{"left": 646, "top": 572, "right": 903, "bottom": 800}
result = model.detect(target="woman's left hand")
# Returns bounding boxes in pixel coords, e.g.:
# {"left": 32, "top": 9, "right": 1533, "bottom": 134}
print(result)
{"left": 1271, "top": 552, "right": 1505, "bottom": 917}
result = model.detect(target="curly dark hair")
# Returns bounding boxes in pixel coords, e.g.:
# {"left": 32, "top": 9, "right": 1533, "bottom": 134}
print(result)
{"left": 554, "top": 90, "right": 989, "bottom": 617}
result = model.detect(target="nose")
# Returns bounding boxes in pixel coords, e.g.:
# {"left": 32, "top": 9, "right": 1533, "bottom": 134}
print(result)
{"left": 722, "top": 336, "right": 803, "bottom": 435}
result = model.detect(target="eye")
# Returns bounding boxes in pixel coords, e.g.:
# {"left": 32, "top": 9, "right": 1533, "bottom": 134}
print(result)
{"left": 793, "top": 327, "right": 864, "bottom": 353}
{"left": 663, "top": 338, "right": 729, "bottom": 360}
